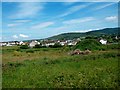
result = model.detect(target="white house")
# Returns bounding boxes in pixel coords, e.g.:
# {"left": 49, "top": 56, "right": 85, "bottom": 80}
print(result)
{"left": 99, "top": 39, "right": 107, "bottom": 45}
{"left": 60, "top": 42, "right": 66, "bottom": 46}
{"left": 29, "top": 40, "right": 40, "bottom": 48}
{"left": 0, "top": 42, "right": 7, "bottom": 46}
{"left": 115, "top": 36, "right": 118, "bottom": 40}
{"left": 6, "top": 43, "right": 13, "bottom": 46}
{"left": 19, "top": 41, "right": 24, "bottom": 45}
{"left": 45, "top": 43, "right": 55, "bottom": 47}
{"left": 76, "top": 38, "right": 81, "bottom": 42}
{"left": 68, "top": 41, "right": 77, "bottom": 46}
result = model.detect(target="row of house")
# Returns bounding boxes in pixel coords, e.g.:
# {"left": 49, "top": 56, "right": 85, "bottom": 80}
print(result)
{"left": 29, "top": 39, "right": 80, "bottom": 48}
{"left": 0, "top": 41, "right": 28, "bottom": 46}
{"left": 0, "top": 38, "right": 108, "bottom": 47}
{"left": 0, "top": 38, "right": 80, "bottom": 47}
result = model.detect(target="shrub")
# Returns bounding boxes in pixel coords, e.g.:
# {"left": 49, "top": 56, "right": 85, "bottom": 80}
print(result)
{"left": 8, "top": 62, "right": 24, "bottom": 67}
{"left": 13, "top": 51, "right": 22, "bottom": 56}
{"left": 43, "top": 49, "right": 48, "bottom": 51}
{"left": 20, "top": 45, "right": 29, "bottom": 49}
{"left": 52, "top": 43, "right": 62, "bottom": 48}
{"left": 26, "top": 50, "right": 34, "bottom": 53}
{"left": 73, "top": 39, "right": 102, "bottom": 51}
{"left": 62, "top": 46, "right": 70, "bottom": 52}
{"left": 107, "top": 44, "right": 119, "bottom": 50}
{"left": 34, "top": 44, "right": 42, "bottom": 48}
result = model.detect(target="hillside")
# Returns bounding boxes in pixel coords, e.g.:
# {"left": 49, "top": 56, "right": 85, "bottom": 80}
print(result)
{"left": 47, "top": 27, "right": 119, "bottom": 40}
{"left": 73, "top": 39, "right": 102, "bottom": 51}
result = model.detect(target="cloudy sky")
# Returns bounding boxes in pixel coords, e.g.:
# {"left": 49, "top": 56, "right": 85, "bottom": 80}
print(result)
{"left": 2, "top": 2, "right": 118, "bottom": 41}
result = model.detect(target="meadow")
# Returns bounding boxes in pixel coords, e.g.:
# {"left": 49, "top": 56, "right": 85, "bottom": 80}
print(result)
{"left": 2, "top": 44, "right": 119, "bottom": 88}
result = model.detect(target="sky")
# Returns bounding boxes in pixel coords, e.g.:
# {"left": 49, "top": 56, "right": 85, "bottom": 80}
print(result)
{"left": 1, "top": 1, "right": 118, "bottom": 41}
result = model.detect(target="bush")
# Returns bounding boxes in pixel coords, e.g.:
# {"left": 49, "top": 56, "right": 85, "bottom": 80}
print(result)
{"left": 13, "top": 51, "right": 22, "bottom": 56}
{"left": 43, "top": 49, "right": 48, "bottom": 51}
{"left": 20, "top": 45, "right": 29, "bottom": 49}
{"left": 26, "top": 50, "right": 34, "bottom": 53}
{"left": 62, "top": 46, "right": 71, "bottom": 52}
{"left": 8, "top": 62, "right": 24, "bottom": 67}
{"left": 34, "top": 44, "right": 42, "bottom": 48}
{"left": 52, "top": 43, "right": 62, "bottom": 48}
{"left": 107, "top": 44, "right": 119, "bottom": 50}
{"left": 73, "top": 39, "right": 102, "bottom": 51}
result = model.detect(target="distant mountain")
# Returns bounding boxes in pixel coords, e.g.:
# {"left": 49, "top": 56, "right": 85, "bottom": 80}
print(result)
{"left": 46, "top": 27, "right": 120, "bottom": 40}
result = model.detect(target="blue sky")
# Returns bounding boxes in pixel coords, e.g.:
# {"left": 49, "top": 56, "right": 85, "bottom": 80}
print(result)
{"left": 1, "top": 2, "right": 118, "bottom": 41}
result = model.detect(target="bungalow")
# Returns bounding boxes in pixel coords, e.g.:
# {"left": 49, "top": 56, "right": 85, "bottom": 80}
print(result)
{"left": 60, "top": 42, "right": 66, "bottom": 46}
{"left": 0, "top": 42, "right": 7, "bottom": 46}
{"left": 68, "top": 41, "right": 77, "bottom": 46}
{"left": 43, "top": 40, "right": 56, "bottom": 47}
{"left": 45, "top": 42, "right": 55, "bottom": 47}
{"left": 99, "top": 39, "right": 107, "bottom": 45}
{"left": 8, "top": 42, "right": 15, "bottom": 45}
{"left": 6, "top": 43, "right": 13, "bottom": 46}
{"left": 29, "top": 40, "right": 40, "bottom": 48}
{"left": 59, "top": 40, "right": 67, "bottom": 46}
{"left": 115, "top": 36, "right": 118, "bottom": 40}
{"left": 19, "top": 41, "right": 24, "bottom": 45}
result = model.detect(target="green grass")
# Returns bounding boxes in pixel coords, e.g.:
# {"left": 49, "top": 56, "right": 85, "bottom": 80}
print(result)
{"left": 2, "top": 46, "right": 119, "bottom": 88}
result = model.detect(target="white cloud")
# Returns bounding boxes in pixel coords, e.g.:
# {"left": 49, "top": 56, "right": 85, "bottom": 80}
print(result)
{"left": 7, "top": 20, "right": 30, "bottom": 27}
{"left": 59, "top": 3, "right": 92, "bottom": 17}
{"left": 10, "top": 2, "right": 45, "bottom": 19}
{"left": 12, "top": 34, "right": 29, "bottom": 39}
{"left": 19, "top": 34, "right": 29, "bottom": 38}
{"left": 31, "top": 22, "right": 54, "bottom": 29}
{"left": 13, "top": 20, "right": 31, "bottom": 23}
{"left": 105, "top": 16, "right": 118, "bottom": 21}
{"left": 63, "top": 17, "right": 95, "bottom": 24}
{"left": 12, "top": 35, "right": 18, "bottom": 39}
{"left": 7, "top": 23, "right": 21, "bottom": 27}
{"left": 94, "top": 3, "right": 116, "bottom": 10}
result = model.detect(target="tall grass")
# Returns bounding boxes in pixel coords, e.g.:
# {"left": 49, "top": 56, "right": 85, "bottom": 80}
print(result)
{"left": 2, "top": 49, "right": 119, "bottom": 88}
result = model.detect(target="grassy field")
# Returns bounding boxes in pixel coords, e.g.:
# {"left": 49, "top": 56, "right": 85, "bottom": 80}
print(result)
{"left": 2, "top": 44, "right": 119, "bottom": 88}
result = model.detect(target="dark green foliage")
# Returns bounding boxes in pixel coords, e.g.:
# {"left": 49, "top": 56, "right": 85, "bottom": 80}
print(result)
{"left": 41, "top": 46, "right": 47, "bottom": 48}
{"left": 50, "top": 43, "right": 62, "bottom": 48}
{"left": 85, "top": 36, "right": 98, "bottom": 39}
{"left": 86, "top": 27, "right": 119, "bottom": 36}
{"left": 47, "top": 33, "right": 85, "bottom": 40}
{"left": 107, "top": 44, "right": 120, "bottom": 50}
{"left": 42, "top": 49, "right": 48, "bottom": 51}
{"left": 74, "top": 39, "right": 102, "bottom": 50}
{"left": 20, "top": 45, "right": 29, "bottom": 49}
{"left": 26, "top": 50, "right": 34, "bottom": 53}
{"left": 99, "top": 44, "right": 120, "bottom": 51}
{"left": 61, "top": 46, "right": 71, "bottom": 52}
{"left": 34, "top": 44, "right": 42, "bottom": 48}
{"left": 53, "top": 43, "right": 62, "bottom": 48}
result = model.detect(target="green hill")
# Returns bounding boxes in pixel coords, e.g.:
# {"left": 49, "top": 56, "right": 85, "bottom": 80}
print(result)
{"left": 73, "top": 39, "right": 102, "bottom": 51}
{"left": 47, "top": 27, "right": 119, "bottom": 40}
{"left": 86, "top": 27, "right": 119, "bottom": 36}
